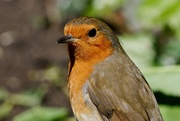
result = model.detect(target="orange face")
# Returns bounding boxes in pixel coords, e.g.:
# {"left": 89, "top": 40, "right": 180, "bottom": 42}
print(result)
{"left": 64, "top": 24, "right": 104, "bottom": 46}
{"left": 60, "top": 17, "right": 114, "bottom": 61}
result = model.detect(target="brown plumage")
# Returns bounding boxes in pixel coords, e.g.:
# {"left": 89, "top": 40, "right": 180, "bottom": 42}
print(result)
{"left": 57, "top": 17, "right": 163, "bottom": 121}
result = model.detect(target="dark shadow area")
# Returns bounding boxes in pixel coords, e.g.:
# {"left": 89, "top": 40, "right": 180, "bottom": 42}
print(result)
{"left": 154, "top": 91, "right": 180, "bottom": 106}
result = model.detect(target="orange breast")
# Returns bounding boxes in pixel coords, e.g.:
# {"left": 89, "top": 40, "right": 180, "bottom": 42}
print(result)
{"left": 68, "top": 60, "right": 94, "bottom": 117}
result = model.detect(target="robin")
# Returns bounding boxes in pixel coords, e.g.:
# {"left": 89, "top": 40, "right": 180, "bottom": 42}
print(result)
{"left": 57, "top": 17, "right": 163, "bottom": 121}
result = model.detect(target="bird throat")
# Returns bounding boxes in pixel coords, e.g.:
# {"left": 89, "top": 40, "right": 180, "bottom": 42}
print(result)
{"left": 67, "top": 41, "right": 113, "bottom": 74}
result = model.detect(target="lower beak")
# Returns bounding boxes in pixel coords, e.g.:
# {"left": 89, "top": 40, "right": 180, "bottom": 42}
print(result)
{"left": 56, "top": 35, "right": 76, "bottom": 44}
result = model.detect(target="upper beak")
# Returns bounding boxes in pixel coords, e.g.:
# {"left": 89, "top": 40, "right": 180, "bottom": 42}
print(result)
{"left": 56, "top": 35, "right": 76, "bottom": 44}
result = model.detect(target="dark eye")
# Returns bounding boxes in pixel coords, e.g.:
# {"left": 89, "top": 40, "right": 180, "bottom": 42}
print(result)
{"left": 88, "top": 28, "right": 97, "bottom": 37}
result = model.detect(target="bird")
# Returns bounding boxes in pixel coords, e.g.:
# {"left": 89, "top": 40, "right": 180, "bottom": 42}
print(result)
{"left": 57, "top": 17, "right": 163, "bottom": 121}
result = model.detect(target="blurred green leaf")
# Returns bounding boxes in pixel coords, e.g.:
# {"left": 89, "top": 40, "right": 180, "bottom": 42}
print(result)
{"left": 42, "top": 66, "right": 69, "bottom": 96}
{"left": 43, "top": 66, "right": 64, "bottom": 86}
{"left": 9, "top": 93, "right": 41, "bottom": 106}
{"left": 159, "top": 105, "right": 180, "bottom": 121}
{"left": 10, "top": 86, "right": 47, "bottom": 106}
{"left": 23, "top": 85, "right": 48, "bottom": 102}
{"left": 65, "top": 117, "right": 76, "bottom": 121}
{"left": 159, "top": 39, "right": 180, "bottom": 65}
{"left": 0, "top": 88, "right": 9, "bottom": 100}
{"left": 138, "top": 0, "right": 180, "bottom": 29}
{"left": 144, "top": 65, "right": 180, "bottom": 96}
{"left": 119, "top": 33, "right": 155, "bottom": 69}
{"left": 0, "top": 86, "right": 47, "bottom": 107}
{"left": 13, "top": 107, "right": 68, "bottom": 121}
{"left": 84, "top": 0, "right": 124, "bottom": 16}
{"left": 0, "top": 102, "right": 13, "bottom": 120}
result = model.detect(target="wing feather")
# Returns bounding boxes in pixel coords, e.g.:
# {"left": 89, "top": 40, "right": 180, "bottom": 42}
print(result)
{"left": 87, "top": 52, "right": 163, "bottom": 121}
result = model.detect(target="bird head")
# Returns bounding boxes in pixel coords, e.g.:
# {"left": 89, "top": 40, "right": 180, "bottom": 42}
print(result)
{"left": 57, "top": 17, "right": 120, "bottom": 61}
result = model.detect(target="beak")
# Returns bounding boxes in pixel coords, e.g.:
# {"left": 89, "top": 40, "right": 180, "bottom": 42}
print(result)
{"left": 56, "top": 35, "right": 76, "bottom": 44}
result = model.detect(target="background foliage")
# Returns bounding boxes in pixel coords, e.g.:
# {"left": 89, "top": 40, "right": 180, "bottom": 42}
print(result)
{"left": 0, "top": 0, "right": 180, "bottom": 121}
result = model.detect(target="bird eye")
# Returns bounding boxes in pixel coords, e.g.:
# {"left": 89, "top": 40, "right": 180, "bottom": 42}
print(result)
{"left": 88, "top": 28, "right": 97, "bottom": 37}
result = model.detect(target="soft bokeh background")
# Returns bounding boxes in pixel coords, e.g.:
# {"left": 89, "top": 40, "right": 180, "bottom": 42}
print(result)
{"left": 0, "top": 0, "right": 180, "bottom": 121}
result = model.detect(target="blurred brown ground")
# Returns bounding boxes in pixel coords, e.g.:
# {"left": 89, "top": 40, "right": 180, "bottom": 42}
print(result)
{"left": 0, "top": 0, "right": 72, "bottom": 120}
